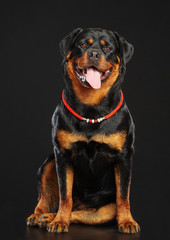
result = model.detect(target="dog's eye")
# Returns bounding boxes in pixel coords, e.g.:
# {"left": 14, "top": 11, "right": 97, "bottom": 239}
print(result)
{"left": 104, "top": 47, "right": 111, "bottom": 52}
{"left": 80, "top": 43, "right": 88, "bottom": 49}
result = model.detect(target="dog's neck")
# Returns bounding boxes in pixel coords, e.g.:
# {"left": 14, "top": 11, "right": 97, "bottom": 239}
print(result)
{"left": 63, "top": 74, "right": 124, "bottom": 120}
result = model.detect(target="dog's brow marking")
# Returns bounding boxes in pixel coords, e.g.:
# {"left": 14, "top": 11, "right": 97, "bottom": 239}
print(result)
{"left": 57, "top": 130, "right": 88, "bottom": 150}
{"left": 91, "top": 131, "right": 127, "bottom": 151}
{"left": 88, "top": 38, "right": 93, "bottom": 44}
{"left": 100, "top": 40, "right": 106, "bottom": 45}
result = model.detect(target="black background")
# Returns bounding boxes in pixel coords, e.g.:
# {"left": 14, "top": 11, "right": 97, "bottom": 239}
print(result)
{"left": 1, "top": 1, "right": 170, "bottom": 240}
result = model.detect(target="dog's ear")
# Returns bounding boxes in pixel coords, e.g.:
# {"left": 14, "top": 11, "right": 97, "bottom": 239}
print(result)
{"left": 114, "top": 32, "right": 134, "bottom": 69}
{"left": 60, "top": 28, "right": 83, "bottom": 63}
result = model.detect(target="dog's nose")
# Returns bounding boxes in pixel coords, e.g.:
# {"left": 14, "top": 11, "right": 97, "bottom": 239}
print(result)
{"left": 88, "top": 50, "right": 101, "bottom": 61}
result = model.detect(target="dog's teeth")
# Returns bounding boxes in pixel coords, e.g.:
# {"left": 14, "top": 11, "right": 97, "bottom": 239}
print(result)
{"left": 76, "top": 72, "right": 81, "bottom": 77}
{"left": 76, "top": 70, "right": 86, "bottom": 82}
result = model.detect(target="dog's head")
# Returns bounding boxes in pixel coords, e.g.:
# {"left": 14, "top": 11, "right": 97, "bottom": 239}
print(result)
{"left": 60, "top": 28, "right": 134, "bottom": 90}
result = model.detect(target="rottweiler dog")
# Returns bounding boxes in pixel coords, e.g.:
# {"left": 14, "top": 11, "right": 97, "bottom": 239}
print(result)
{"left": 27, "top": 28, "right": 140, "bottom": 234}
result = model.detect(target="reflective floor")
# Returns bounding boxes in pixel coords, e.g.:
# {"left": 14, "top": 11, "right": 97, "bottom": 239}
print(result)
{"left": 25, "top": 224, "right": 141, "bottom": 240}
{"left": 1, "top": 203, "right": 168, "bottom": 240}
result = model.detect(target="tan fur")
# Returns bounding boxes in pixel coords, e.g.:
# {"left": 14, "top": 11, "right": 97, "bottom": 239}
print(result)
{"left": 57, "top": 130, "right": 88, "bottom": 151}
{"left": 27, "top": 159, "right": 59, "bottom": 226}
{"left": 91, "top": 131, "right": 127, "bottom": 152}
{"left": 71, "top": 203, "right": 116, "bottom": 224}
{"left": 49, "top": 165, "right": 74, "bottom": 232}
{"left": 37, "top": 160, "right": 59, "bottom": 213}
{"left": 114, "top": 167, "right": 140, "bottom": 233}
{"left": 66, "top": 51, "right": 72, "bottom": 60}
{"left": 88, "top": 38, "right": 93, "bottom": 44}
{"left": 66, "top": 54, "right": 120, "bottom": 105}
{"left": 57, "top": 130, "right": 126, "bottom": 152}
{"left": 100, "top": 40, "right": 106, "bottom": 45}
{"left": 38, "top": 213, "right": 57, "bottom": 228}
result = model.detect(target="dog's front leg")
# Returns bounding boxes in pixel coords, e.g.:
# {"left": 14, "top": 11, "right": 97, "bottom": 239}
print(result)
{"left": 115, "top": 160, "right": 140, "bottom": 234}
{"left": 47, "top": 149, "right": 73, "bottom": 233}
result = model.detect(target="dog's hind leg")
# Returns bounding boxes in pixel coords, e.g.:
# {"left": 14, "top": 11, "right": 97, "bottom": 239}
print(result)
{"left": 27, "top": 154, "right": 59, "bottom": 227}
{"left": 70, "top": 203, "right": 116, "bottom": 225}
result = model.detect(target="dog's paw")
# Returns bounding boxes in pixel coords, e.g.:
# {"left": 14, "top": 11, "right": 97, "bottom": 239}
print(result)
{"left": 47, "top": 220, "right": 69, "bottom": 233}
{"left": 118, "top": 220, "right": 140, "bottom": 234}
{"left": 38, "top": 213, "right": 56, "bottom": 229}
{"left": 27, "top": 213, "right": 40, "bottom": 227}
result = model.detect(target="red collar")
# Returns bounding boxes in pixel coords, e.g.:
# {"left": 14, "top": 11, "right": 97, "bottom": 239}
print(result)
{"left": 62, "top": 89, "right": 124, "bottom": 123}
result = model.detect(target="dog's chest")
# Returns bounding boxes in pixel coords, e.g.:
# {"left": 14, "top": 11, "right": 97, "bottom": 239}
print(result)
{"left": 56, "top": 129, "right": 123, "bottom": 195}
{"left": 72, "top": 139, "right": 113, "bottom": 170}
{"left": 72, "top": 140, "right": 115, "bottom": 191}
{"left": 57, "top": 129, "right": 126, "bottom": 153}
{"left": 57, "top": 129, "right": 126, "bottom": 182}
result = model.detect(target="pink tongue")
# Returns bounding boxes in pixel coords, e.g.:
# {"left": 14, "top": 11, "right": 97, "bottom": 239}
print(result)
{"left": 85, "top": 68, "right": 101, "bottom": 89}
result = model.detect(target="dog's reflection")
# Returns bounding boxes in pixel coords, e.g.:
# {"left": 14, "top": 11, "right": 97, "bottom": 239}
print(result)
{"left": 26, "top": 224, "right": 140, "bottom": 240}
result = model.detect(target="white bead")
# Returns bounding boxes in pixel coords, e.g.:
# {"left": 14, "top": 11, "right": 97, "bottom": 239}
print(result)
{"left": 92, "top": 119, "right": 94, "bottom": 123}
{"left": 86, "top": 119, "right": 89, "bottom": 123}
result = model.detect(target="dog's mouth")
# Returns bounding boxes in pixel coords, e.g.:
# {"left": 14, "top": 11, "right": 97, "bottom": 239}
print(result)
{"left": 75, "top": 65, "right": 113, "bottom": 89}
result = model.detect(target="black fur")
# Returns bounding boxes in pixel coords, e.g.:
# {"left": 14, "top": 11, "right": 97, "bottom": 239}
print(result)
{"left": 41, "top": 28, "right": 135, "bottom": 209}
{"left": 37, "top": 153, "right": 55, "bottom": 199}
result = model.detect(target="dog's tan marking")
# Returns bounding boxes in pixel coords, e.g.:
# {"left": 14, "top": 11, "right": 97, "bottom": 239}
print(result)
{"left": 57, "top": 130, "right": 126, "bottom": 152}
{"left": 35, "top": 159, "right": 59, "bottom": 214}
{"left": 48, "top": 165, "right": 74, "bottom": 232}
{"left": 88, "top": 38, "right": 93, "bottom": 44}
{"left": 27, "top": 158, "right": 59, "bottom": 226}
{"left": 71, "top": 203, "right": 116, "bottom": 224}
{"left": 57, "top": 130, "right": 88, "bottom": 151}
{"left": 91, "top": 131, "right": 127, "bottom": 151}
{"left": 66, "top": 55, "right": 120, "bottom": 105}
{"left": 115, "top": 167, "right": 140, "bottom": 233}
{"left": 100, "top": 40, "right": 106, "bottom": 45}
{"left": 38, "top": 213, "right": 57, "bottom": 228}
{"left": 66, "top": 51, "right": 72, "bottom": 60}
